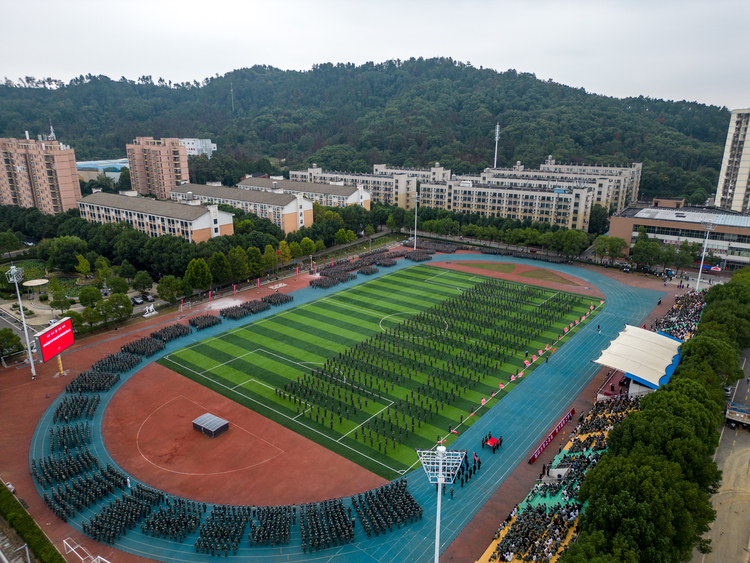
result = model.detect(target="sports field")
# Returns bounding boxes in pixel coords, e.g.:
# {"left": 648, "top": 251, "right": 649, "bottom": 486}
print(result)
{"left": 159, "top": 265, "right": 598, "bottom": 479}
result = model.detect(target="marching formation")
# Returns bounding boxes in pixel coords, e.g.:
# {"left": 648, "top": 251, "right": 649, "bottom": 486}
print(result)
{"left": 261, "top": 293, "right": 294, "bottom": 306}
{"left": 121, "top": 336, "right": 166, "bottom": 358}
{"left": 150, "top": 323, "right": 192, "bottom": 343}
{"left": 220, "top": 299, "right": 271, "bottom": 321}
{"left": 190, "top": 314, "right": 223, "bottom": 331}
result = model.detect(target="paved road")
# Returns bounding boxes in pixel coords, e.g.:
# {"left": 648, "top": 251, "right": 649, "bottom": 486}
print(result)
{"left": 692, "top": 349, "right": 750, "bottom": 563}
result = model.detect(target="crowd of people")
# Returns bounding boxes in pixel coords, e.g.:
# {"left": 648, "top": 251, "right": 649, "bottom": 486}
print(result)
{"left": 91, "top": 351, "right": 143, "bottom": 374}
{"left": 405, "top": 250, "right": 433, "bottom": 262}
{"left": 150, "top": 323, "right": 191, "bottom": 343}
{"left": 52, "top": 393, "right": 101, "bottom": 423}
{"left": 358, "top": 265, "right": 379, "bottom": 276}
{"left": 220, "top": 299, "right": 271, "bottom": 321}
{"left": 82, "top": 481, "right": 161, "bottom": 544}
{"left": 189, "top": 314, "right": 223, "bottom": 331}
{"left": 143, "top": 496, "right": 204, "bottom": 543}
{"left": 49, "top": 421, "right": 90, "bottom": 453}
{"left": 487, "top": 396, "right": 643, "bottom": 562}
{"left": 480, "top": 247, "right": 569, "bottom": 264}
{"left": 413, "top": 240, "right": 467, "bottom": 254}
{"left": 121, "top": 336, "right": 166, "bottom": 358}
{"left": 261, "top": 292, "right": 294, "bottom": 306}
{"left": 654, "top": 289, "right": 706, "bottom": 340}
{"left": 309, "top": 275, "right": 350, "bottom": 289}
{"left": 65, "top": 369, "right": 120, "bottom": 394}
{"left": 349, "top": 480, "right": 422, "bottom": 541}
{"left": 32, "top": 446, "right": 99, "bottom": 488}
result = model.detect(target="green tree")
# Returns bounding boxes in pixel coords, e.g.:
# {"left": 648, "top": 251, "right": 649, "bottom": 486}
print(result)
{"left": 334, "top": 229, "right": 348, "bottom": 245}
{"left": 75, "top": 254, "right": 91, "bottom": 277}
{"left": 78, "top": 286, "right": 102, "bottom": 308}
{"left": 184, "top": 258, "right": 212, "bottom": 290}
{"left": 82, "top": 306, "right": 101, "bottom": 329}
{"left": 118, "top": 259, "right": 136, "bottom": 282}
{"left": 227, "top": 246, "right": 250, "bottom": 282}
{"left": 116, "top": 167, "right": 131, "bottom": 191}
{"left": 235, "top": 219, "right": 255, "bottom": 235}
{"left": 659, "top": 245, "right": 677, "bottom": 272}
{"left": 675, "top": 240, "right": 695, "bottom": 273}
{"left": 0, "top": 230, "right": 20, "bottom": 258}
{"left": 315, "top": 239, "right": 326, "bottom": 252}
{"left": 588, "top": 204, "right": 610, "bottom": 236}
{"left": 262, "top": 245, "right": 277, "bottom": 272}
{"left": 385, "top": 216, "right": 397, "bottom": 233}
{"left": 278, "top": 240, "right": 292, "bottom": 263}
{"left": 108, "top": 276, "right": 129, "bottom": 295}
{"left": 68, "top": 311, "right": 84, "bottom": 333}
{"left": 346, "top": 229, "right": 357, "bottom": 243}
{"left": 289, "top": 241, "right": 302, "bottom": 259}
{"left": 246, "top": 247, "right": 264, "bottom": 278}
{"left": 606, "top": 237, "right": 627, "bottom": 262}
{"left": 364, "top": 225, "right": 375, "bottom": 237}
{"left": 95, "top": 299, "right": 113, "bottom": 326}
{"left": 132, "top": 270, "right": 153, "bottom": 294}
{"left": 109, "top": 293, "right": 133, "bottom": 322}
{"left": 47, "top": 236, "right": 88, "bottom": 272}
{"left": 299, "top": 237, "right": 316, "bottom": 256}
{"left": 208, "top": 252, "right": 232, "bottom": 288}
{"left": 592, "top": 235, "right": 609, "bottom": 262}
{"left": 0, "top": 327, "right": 22, "bottom": 356}
{"left": 156, "top": 275, "right": 182, "bottom": 304}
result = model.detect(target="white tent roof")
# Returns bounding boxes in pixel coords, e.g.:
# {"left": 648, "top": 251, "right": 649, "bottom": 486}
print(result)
{"left": 594, "top": 325, "right": 681, "bottom": 389}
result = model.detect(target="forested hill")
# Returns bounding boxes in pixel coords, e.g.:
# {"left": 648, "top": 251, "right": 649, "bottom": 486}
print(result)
{"left": 0, "top": 58, "right": 730, "bottom": 201}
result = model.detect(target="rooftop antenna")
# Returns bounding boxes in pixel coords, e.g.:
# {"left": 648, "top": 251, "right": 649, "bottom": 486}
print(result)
{"left": 230, "top": 82, "right": 235, "bottom": 113}
{"left": 493, "top": 123, "right": 499, "bottom": 169}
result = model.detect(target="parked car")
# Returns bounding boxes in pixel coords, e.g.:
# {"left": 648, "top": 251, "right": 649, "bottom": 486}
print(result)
{"left": 131, "top": 296, "right": 144, "bottom": 305}
{"left": 724, "top": 386, "right": 733, "bottom": 398}
{"left": 142, "top": 293, "right": 154, "bottom": 302}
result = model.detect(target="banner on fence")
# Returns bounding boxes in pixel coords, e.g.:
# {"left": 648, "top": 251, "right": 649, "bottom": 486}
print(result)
{"left": 528, "top": 408, "right": 575, "bottom": 464}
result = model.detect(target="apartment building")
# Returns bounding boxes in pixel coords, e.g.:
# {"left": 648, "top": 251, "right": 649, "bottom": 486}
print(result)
{"left": 373, "top": 163, "right": 451, "bottom": 183}
{"left": 715, "top": 109, "right": 750, "bottom": 212}
{"left": 0, "top": 133, "right": 81, "bottom": 215}
{"left": 237, "top": 177, "right": 371, "bottom": 210}
{"left": 289, "top": 165, "right": 410, "bottom": 208}
{"left": 419, "top": 178, "right": 593, "bottom": 230}
{"left": 179, "top": 138, "right": 217, "bottom": 159}
{"left": 77, "top": 192, "right": 234, "bottom": 243}
{"left": 126, "top": 137, "right": 188, "bottom": 199}
{"left": 171, "top": 183, "right": 313, "bottom": 234}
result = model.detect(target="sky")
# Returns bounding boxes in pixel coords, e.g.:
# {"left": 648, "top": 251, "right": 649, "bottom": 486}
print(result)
{"left": 1, "top": 0, "right": 748, "bottom": 109}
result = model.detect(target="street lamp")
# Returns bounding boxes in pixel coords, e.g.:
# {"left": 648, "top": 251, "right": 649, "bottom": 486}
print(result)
{"left": 413, "top": 194, "right": 421, "bottom": 251}
{"left": 696, "top": 221, "right": 715, "bottom": 291}
{"left": 416, "top": 446, "right": 465, "bottom": 563}
{"left": 6, "top": 265, "right": 36, "bottom": 380}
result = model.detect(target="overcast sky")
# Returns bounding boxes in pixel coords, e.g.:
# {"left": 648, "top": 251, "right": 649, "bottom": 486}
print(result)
{"left": 2, "top": 0, "right": 747, "bottom": 109}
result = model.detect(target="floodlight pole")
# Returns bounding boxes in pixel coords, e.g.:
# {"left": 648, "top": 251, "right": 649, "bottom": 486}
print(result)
{"left": 696, "top": 221, "right": 715, "bottom": 292}
{"left": 6, "top": 265, "right": 36, "bottom": 380}
{"left": 413, "top": 194, "right": 420, "bottom": 251}
{"left": 434, "top": 447, "right": 444, "bottom": 563}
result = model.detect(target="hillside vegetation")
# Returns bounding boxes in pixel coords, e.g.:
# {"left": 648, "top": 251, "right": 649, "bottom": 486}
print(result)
{"left": 1, "top": 58, "right": 729, "bottom": 202}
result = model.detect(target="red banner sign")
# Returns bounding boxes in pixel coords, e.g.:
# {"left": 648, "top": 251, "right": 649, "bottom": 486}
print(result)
{"left": 528, "top": 408, "right": 575, "bottom": 464}
{"left": 35, "top": 317, "right": 75, "bottom": 363}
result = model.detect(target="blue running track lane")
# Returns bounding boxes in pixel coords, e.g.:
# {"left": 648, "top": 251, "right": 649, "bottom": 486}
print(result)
{"left": 29, "top": 254, "right": 664, "bottom": 563}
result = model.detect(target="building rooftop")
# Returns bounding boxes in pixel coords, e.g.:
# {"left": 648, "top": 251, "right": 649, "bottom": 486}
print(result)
{"left": 173, "top": 183, "right": 297, "bottom": 206}
{"left": 78, "top": 192, "right": 212, "bottom": 221}
{"left": 620, "top": 206, "right": 750, "bottom": 228}
{"left": 238, "top": 177, "right": 360, "bottom": 197}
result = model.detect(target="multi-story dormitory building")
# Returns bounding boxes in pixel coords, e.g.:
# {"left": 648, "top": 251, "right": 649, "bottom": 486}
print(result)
{"left": 236, "top": 177, "right": 371, "bottom": 210}
{"left": 289, "top": 165, "right": 411, "bottom": 208}
{"left": 291, "top": 158, "right": 641, "bottom": 227}
{"left": 126, "top": 137, "right": 189, "bottom": 199}
{"left": 77, "top": 192, "right": 234, "bottom": 243}
{"left": 715, "top": 108, "right": 750, "bottom": 213}
{"left": 171, "top": 183, "right": 313, "bottom": 234}
{"left": 0, "top": 131, "right": 81, "bottom": 215}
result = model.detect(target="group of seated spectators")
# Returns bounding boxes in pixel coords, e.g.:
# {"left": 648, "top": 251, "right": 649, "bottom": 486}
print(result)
{"left": 487, "top": 395, "right": 643, "bottom": 562}
{"left": 261, "top": 292, "right": 294, "bottom": 306}
{"left": 654, "top": 289, "right": 706, "bottom": 340}
{"left": 220, "top": 299, "right": 271, "bottom": 321}
{"left": 121, "top": 336, "right": 166, "bottom": 358}
{"left": 189, "top": 314, "right": 223, "bottom": 331}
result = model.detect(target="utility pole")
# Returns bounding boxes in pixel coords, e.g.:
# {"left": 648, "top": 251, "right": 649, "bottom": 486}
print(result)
{"left": 230, "top": 82, "right": 235, "bottom": 113}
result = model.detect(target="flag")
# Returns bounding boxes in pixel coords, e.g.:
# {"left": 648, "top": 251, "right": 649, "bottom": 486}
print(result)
{"left": 209, "top": 290, "right": 212, "bottom": 302}
{"left": 590, "top": 305, "right": 594, "bottom": 310}
{"left": 473, "top": 452, "right": 479, "bottom": 462}
{"left": 491, "top": 392, "right": 496, "bottom": 397}
{"left": 590, "top": 301, "right": 593, "bottom": 306}
{"left": 600, "top": 300, "right": 604, "bottom": 304}
{"left": 575, "top": 319, "right": 579, "bottom": 325}
{"left": 524, "top": 360, "right": 530, "bottom": 367}
{"left": 545, "top": 344, "right": 551, "bottom": 351}
{"left": 511, "top": 375, "right": 516, "bottom": 381}
{"left": 257, "top": 278, "right": 260, "bottom": 289}
{"left": 538, "top": 349, "right": 543, "bottom": 356}
{"left": 552, "top": 347, "right": 556, "bottom": 353}
{"left": 296, "top": 267, "right": 299, "bottom": 276}
{"left": 481, "top": 398, "right": 486, "bottom": 405}
{"left": 438, "top": 439, "right": 446, "bottom": 444}
{"left": 532, "top": 355, "right": 537, "bottom": 362}
{"left": 518, "top": 371, "right": 524, "bottom": 377}
{"left": 570, "top": 323, "right": 574, "bottom": 328}
{"left": 451, "top": 429, "right": 459, "bottom": 435}
{"left": 276, "top": 249, "right": 279, "bottom": 255}
{"left": 564, "top": 327, "right": 568, "bottom": 333}
{"left": 499, "top": 383, "right": 505, "bottom": 390}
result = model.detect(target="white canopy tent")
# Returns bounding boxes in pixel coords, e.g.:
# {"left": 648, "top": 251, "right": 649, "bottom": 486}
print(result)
{"left": 594, "top": 325, "right": 682, "bottom": 390}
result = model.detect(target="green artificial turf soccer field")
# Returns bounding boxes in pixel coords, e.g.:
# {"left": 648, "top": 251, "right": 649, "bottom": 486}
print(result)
{"left": 159, "top": 265, "right": 599, "bottom": 479}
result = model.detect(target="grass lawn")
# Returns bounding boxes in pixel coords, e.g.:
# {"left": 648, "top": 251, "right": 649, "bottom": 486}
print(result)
{"left": 463, "top": 262, "right": 516, "bottom": 274}
{"left": 519, "top": 268, "right": 579, "bottom": 286}
{"left": 159, "top": 265, "right": 599, "bottom": 479}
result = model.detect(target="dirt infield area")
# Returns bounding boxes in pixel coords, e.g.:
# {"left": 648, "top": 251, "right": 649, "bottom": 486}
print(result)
{"left": 103, "top": 361, "right": 387, "bottom": 506}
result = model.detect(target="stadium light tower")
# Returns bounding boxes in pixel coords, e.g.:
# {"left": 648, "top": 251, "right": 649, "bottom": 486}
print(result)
{"left": 413, "top": 194, "right": 421, "bottom": 251}
{"left": 6, "top": 265, "right": 36, "bottom": 380}
{"left": 417, "top": 446, "right": 465, "bottom": 563}
{"left": 695, "top": 221, "right": 715, "bottom": 292}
